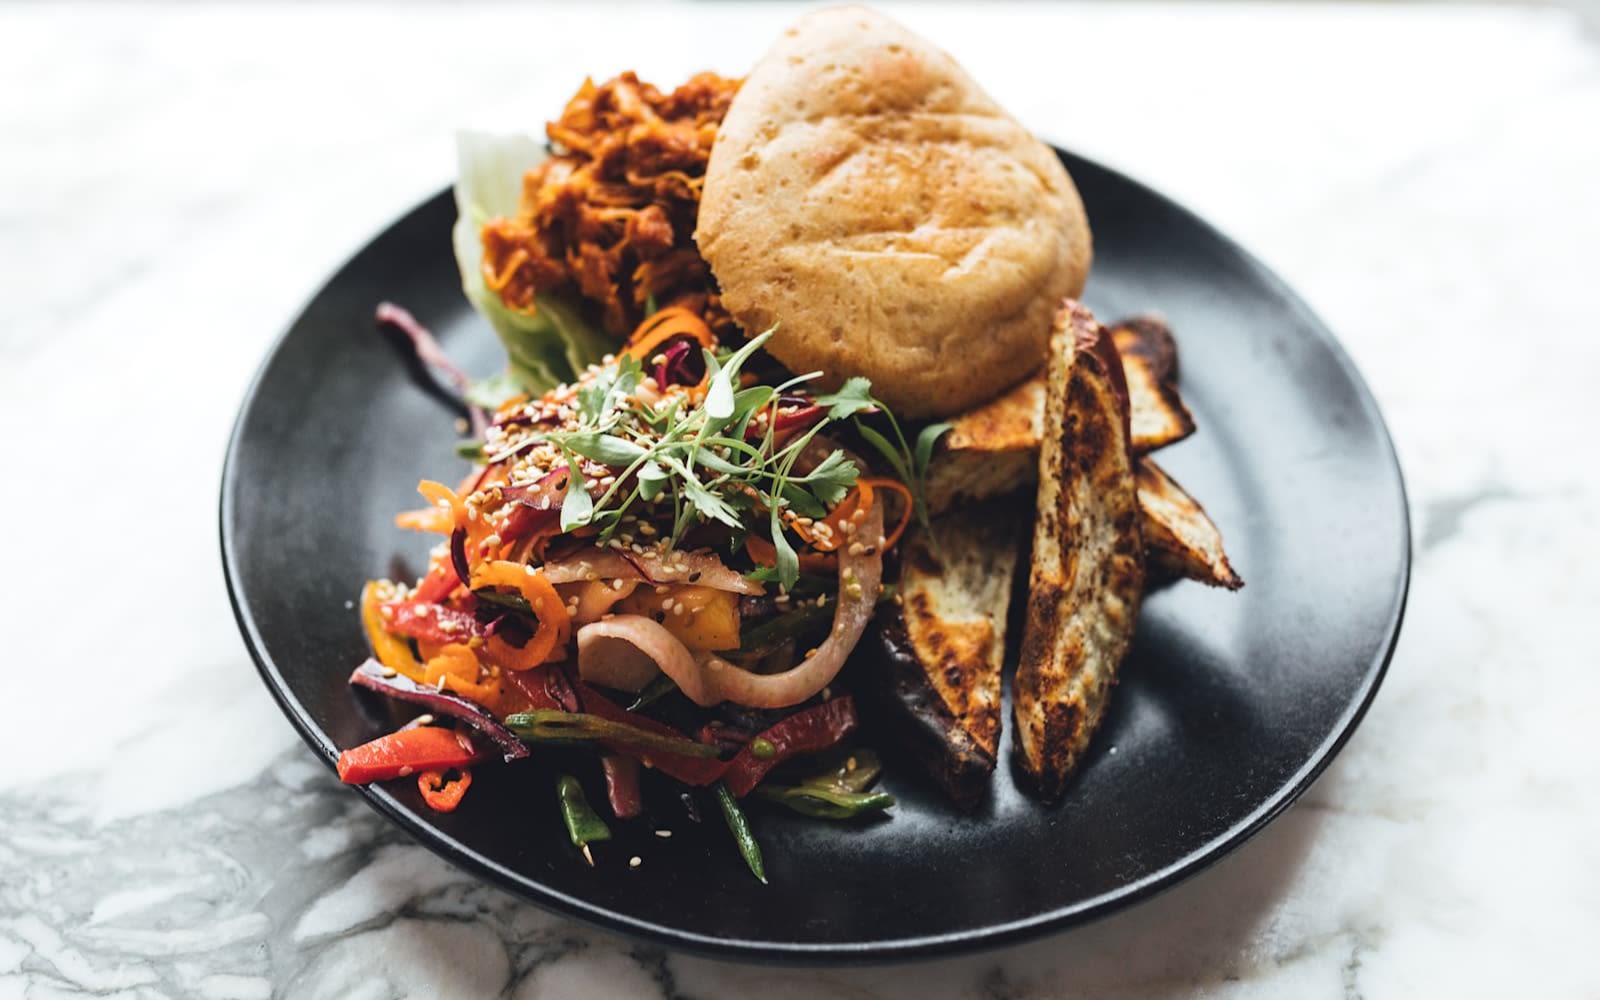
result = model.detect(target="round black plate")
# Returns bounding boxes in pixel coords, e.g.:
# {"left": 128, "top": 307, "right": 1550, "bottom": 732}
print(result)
{"left": 221, "top": 150, "right": 1408, "bottom": 962}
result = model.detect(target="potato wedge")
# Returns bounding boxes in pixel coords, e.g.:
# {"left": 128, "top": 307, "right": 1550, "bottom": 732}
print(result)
{"left": 872, "top": 501, "right": 1022, "bottom": 806}
{"left": 926, "top": 316, "right": 1193, "bottom": 516}
{"left": 923, "top": 377, "right": 1044, "bottom": 516}
{"left": 1138, "top": 459, "right": 1243, "bottom": 589}
{"left": 1013, "top": 302, "right": 1144, "bottom": 800}
{"left": 1111, "top": 316, "right": 1194, "bottom": 454}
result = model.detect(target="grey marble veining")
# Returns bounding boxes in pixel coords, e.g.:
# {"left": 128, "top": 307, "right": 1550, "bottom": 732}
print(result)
{"left": 4, "top": 2, "right": 1599, "bottom": 997}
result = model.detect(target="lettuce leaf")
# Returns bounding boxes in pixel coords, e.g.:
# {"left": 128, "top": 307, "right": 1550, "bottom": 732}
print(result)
{"left": 452, "top": 130, "right": 611, "bottom": 392}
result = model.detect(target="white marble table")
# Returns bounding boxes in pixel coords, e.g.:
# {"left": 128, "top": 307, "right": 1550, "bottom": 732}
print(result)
{"left": 4, "top": 2, "right": 1598, "bottom": 996}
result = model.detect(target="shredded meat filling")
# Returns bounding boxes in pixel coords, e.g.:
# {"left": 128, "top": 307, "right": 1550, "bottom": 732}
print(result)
{"left": 481, "top": 72, "right": 741, "bottom": 338}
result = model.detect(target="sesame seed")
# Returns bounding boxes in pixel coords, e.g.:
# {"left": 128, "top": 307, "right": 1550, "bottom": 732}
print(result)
{"left": 398, "top": 766, "right": 414, "bottom": 777}
{"left": 846, "top": 756, "right": 858, "bottom": 771}
{"left": 629, "top": 856, "right": 642, "bottom": 869}
{"left": 654, "top": 829, "right": 673, "bottom": 838}
{"left": 847, "top": 542, "right": 866, "bottom": 556}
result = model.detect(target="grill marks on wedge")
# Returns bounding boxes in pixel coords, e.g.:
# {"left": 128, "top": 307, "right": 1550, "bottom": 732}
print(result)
{"left": 1012, "top": 302, "right": 1145, "bottom": 801}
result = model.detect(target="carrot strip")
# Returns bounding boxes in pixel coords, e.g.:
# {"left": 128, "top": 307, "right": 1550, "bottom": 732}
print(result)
{"left": 622, "top": 306, "right": 716, "bottom": 371}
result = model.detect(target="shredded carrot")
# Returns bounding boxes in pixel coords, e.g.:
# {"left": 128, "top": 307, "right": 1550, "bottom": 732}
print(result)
{"left": 623, "top": 307, "right": 716, "bottom": 369}
{"left": 360, "top": 581, "right": 427, "bottom": 682}
{"left": 469, "top": 562, "right": 570, "bottom": 670}
{"left": 745, "top": 476, "right": 914, "bottom": 573}
{"left": 742, "top": 533, "right": 838, "bottom": 575}
{"left": 795, "top": 480, "right": 875, "bottom": 552}
{"left": 861, "top": 477, "right": 914, "bottom": 554}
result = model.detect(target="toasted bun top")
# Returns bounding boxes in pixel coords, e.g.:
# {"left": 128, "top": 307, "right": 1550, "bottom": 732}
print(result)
{"left": 695, "top": 6, "right": 1092, "bottom": 418}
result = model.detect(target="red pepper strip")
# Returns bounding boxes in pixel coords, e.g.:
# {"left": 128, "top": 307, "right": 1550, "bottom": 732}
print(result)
{"left": 723, "top": 697, "right": 859, "bottom": 797}
{"left": 418, "top": 767, "right": 473, "bottom": 812}
{"left": 413, "top": 564, "right": 460, "bottom": 604}
{"left": 382, "top": 601, "right": 484, "bottom": 646}
{"left": 501, "top": 664, "right": 580, "bottom": 713}
{"left": 573, "top": 682, "right": 727, "bottom": 786}
{"left": 336, "top": 726, "right": 485, "bottom": 784}
{"left": 601, "top": 755, "right": 644, "bottom": 820}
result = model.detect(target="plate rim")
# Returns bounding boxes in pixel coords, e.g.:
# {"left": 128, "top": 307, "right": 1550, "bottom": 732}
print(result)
{"left": 219, "top": 147, "right": 1410, "bottom": 964}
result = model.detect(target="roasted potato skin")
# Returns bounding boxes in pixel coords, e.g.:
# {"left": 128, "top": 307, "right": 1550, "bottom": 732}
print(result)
{"left": 874, "top": 607, "right": 1000, "bottom": 808}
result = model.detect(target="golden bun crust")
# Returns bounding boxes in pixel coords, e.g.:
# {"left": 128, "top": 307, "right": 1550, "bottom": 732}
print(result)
{"left": 696, "top": 5, "right": 1092, "bottom": 418}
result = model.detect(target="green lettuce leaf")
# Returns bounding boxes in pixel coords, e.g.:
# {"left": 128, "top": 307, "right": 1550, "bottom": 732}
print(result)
{"left": 452, "top": 130, "right": 611, "bottom": 392}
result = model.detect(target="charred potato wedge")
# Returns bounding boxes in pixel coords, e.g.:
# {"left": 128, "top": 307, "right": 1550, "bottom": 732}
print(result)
{"left": 1013, "top": 302, "right": 1145, "bottom": 800}
{"left": 1138, "top": 459, "right": 1243, "bottom": 589}
{"left": 923, "top": 377, "right": 1044, "bottom": 517}
{"left": 926, "top": 315, "right": 1194, "bottom": 516}
{"left": 873, "top": 501, "right": 1021, "bottom": 807}
{"left": 1110, "top": 316, "right": 1194, "bottom": 453}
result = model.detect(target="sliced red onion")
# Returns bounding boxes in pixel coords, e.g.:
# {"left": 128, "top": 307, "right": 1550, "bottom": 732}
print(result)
{"left": 697, "top": 503, "right": 884, "bottom": 709}
{"left": 576, "top": 616, "right": 666, "bottom": 692}
{"left": 349, "top": 659, "right": 529, "bottom": 762}
{"left": 449, "top": 527, "right": 472, "bottom": 588}
{"left": 541, "top": 547, "right": 762, "bottom": 595}
{"left": 573, "top": 615, "right": 712, "bottom": 704}
{"left": 376, "top": 301, "right": 487, "bottom": 438}
{"left": 654, "top": 338, "right": 697, "bottom": 387}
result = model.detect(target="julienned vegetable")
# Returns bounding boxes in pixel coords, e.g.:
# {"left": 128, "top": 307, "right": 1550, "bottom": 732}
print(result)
{"left": 349, "top": 659, "right": 528, "bottom": 762}
{"left": 506, "top": 709, "right": 722, "bottom": 759}
{"left": 717, "top": 783, "right": 767, "bottom": 884}
{"left": 557, "top": 775, "right": 611, "bottom": 866}
{"left": 754, "top": 784, "right": 895, "bottom": 820}
{"left": 336, "top": 726, "right": 484, "bottom": 784}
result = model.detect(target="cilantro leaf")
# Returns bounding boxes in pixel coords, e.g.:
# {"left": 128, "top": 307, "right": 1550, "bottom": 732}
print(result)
{"left": 815, "top": 377, "right": 877, "bottom": 420}
{"left": 799, "top": 448, "right": 860, "bottom": 506}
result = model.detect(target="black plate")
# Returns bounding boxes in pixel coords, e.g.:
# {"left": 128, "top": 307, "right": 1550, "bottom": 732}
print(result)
{"left": 221, "top": 149, "right": 1408, "bottom": 962}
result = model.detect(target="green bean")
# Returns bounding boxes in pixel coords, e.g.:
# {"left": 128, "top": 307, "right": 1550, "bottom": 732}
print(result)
{"left": 753, "top": 784, "right": 896, "bottom": 820}
{"left": 715, "top": 783, "right": 767, "bottom": 884}
{"left": 507, "top": 710, "right": 721, "bottom": 758}
{"left": 799, "top": 747, "right": 883, "bottom": 794}
{"left": 626, "top": 674, "right": 679, "bottom": 712}
{"left": 556, "top": 775, "right": 611, "bottom": 866}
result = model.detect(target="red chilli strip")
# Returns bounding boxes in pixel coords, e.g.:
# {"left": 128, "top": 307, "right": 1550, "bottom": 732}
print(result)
{"left": 376, "top": 301, "right": 488, "bottom": 438}
{"left": 602, "top": 755, "right": 644, "bottom": 819}
{"left": 722, "top": 697, "right": 859, "bottom": 797}
{"left": 382, "top": 601, "right": 485, "bottom": 646}
{"left": 502, "top": 665, "right": 581, "bottom": 713}
{"left": 414, "top": 564, "right": 460, "bottom": 605}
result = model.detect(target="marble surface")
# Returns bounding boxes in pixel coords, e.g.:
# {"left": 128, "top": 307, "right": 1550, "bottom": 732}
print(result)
{"left": 4, "top": 2, "right": 1599, "bottom": 996}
